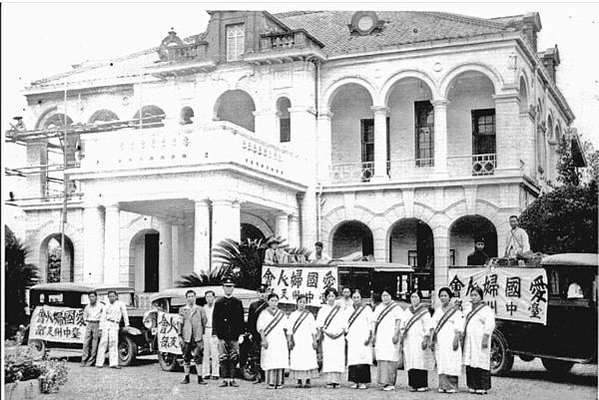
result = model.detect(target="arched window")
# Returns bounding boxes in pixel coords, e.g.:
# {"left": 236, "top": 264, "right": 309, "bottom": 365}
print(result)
{"left": 132, "top": 105, "right": 166, "bottom": 128}
{"left": 180, "top": 106, "right": 194, "bottom": 125}
{"left": 43, "top": 113, "right": 73, "bottom": 130}
{"left": 89, "top": 109, "right": 119, "bottom": 124}
{"left": 226, "top": 24, "right": 245, "bottom": 62}
{"left": 276, "top": 97, "right": 291, "bottom": 142}
{"left": 215, "top": 90, "right": 256, "bottom": 132}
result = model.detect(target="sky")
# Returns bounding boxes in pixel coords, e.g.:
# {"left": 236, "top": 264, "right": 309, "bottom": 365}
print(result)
{"left": 1, "top": 1, "right": 598, "bottom": 178}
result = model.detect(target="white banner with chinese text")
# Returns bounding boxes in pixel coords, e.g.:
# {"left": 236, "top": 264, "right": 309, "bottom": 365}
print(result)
{"left": 29, "top": 306, "right": 86, "bottom": 343}
{"left": 261, "top": 265, "right": 338, "bottom": 306}
{"left": 447, "top": 267, "right": 548, "bottom": 325}
{"left": 157, "top": 311, "right": 182, "bottom": 355}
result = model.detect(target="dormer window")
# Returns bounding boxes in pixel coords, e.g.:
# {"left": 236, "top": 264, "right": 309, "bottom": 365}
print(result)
{"left": 348, "top": 11, "right": 384, "bottom": 36}
{"left": 226, "top": 24, "right": 245, "bottom": 61}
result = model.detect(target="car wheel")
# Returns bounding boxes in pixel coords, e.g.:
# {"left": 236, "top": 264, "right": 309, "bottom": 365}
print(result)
{"left": 490, "top": 330, "right": 513, "bottom": 376}
{"left": 158, "top": 352, "right": 179, "bottom": 372}
{"left": 541, "top": 358, "right": 574, "bottom": 375}
{"left": 118, "top": 336, "right": 138, "bottom": 366}
{"left": 28, "top": 339, "right": 46, "bottom": 360}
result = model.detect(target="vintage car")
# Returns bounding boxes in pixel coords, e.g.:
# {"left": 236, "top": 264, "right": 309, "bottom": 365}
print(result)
{"left": 25, "top": 282, "right": 153, "bottom": 366}
{"left": 143, "top": 286, "right": 259, "bottom": 378}
{"left": 491, "top": 253, "right": 598, "bottom": 375}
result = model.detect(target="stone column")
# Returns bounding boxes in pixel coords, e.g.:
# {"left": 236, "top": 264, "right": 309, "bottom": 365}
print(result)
{"left": 433, "top": 227, "right": 450, "bottom": 307}
{"left": 289, "top": 106, "right": 317, "bottom": 157}
{"left": 211, "top": 199, "right": 241, "bottom": 268}
{"left": 317, "top": 109, "right": 333, "bottom": 184}
{"left": 432, "top": 99, "right": 448, "bottom": 175}
{"left": 193, "top": 199, "right": 210, "bottom": 274}
{"left": 371, "top": 106, "right": 389, "bottom": 181}
{"left": 300, "top": 189, "right": 318, "bottom": 248}
{"left": 103, "top": 203, "right": 120, "bottom": 284}
{"left": 253, "top": 109, "right": 278, "bottom": 142}
{"left": 520, "top": 108, "right": 536, "bottom": 177}
{"left": 288, "top": 214, "right": 300, "bottom": 248}
{"left": 158, "top": 220, "right": 172, "bottom": 291}
{"left": 171, "top": 225, "right": 180, "bottom": 282}
{"left": 275, "top": 212, "right": 289, "bottom": 243}
{"left": 82, "top": 204, "right": 104, "bottom": 284}
{"left": 494, "top": 93, "right": 521, "bottom": 174}
{"left": 25, "top": 142, "right": 48, "bottom": 199}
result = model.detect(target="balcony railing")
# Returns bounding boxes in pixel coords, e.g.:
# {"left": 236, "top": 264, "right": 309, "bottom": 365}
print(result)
{"left": 161, "top": 42, "right": 209, "bottom": 62}
{"left": 76, "top": 121, "right": 307, "bottom": 185}
{"left": 330, "top": 162, "right": 375, "bottom": 183}
{"left": 259, "top": 29, "right": 324, "bottom": 52}
{"left": 471, "top": 153, "right": 496, "bottom": 176}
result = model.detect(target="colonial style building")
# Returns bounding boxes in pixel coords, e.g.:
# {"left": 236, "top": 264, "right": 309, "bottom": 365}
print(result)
{"left": 10, "top": 10, "right": 577, "bottom": 300}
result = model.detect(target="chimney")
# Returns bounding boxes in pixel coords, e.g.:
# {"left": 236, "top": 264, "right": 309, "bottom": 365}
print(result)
{"left": 521, "top": 12, "right": 542, "bottom": 52}
{"left": 541, "top": 45, "right": 561, "bottom": 82}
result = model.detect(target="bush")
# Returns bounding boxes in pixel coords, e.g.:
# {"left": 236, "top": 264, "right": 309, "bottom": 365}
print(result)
{"left": 4, "top": 345, "right": 43, "bottom": 384}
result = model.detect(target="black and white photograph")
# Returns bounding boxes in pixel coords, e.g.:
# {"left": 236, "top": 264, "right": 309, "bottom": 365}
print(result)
{"left": 2, "top": 1, "right": 598, "bottom": 399}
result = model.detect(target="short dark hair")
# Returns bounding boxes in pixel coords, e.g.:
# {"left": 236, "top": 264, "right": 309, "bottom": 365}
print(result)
{"left": 409, "top": 289, "right": 423, "bottom": 299}
{"left": 471, "top": 286, "right": 484, "bottom": 299}
{"left": 89, "top": 291, "right": 98, "bottom": 297}
{"left": 296, "top": 294, "right": 307, "bottom": 302}
{"left": 185, "top": 290, "right": 196, "bottom": 297}
{"left": 509, "top": 215, "right": 519, "bottom": 220}
{"left": 324, "top": 287, "right": 338, "bottom": 298}
{"left": 352, "top": 288, "right": 363, "bottom": 296}
{"left": 267, "top": 293, "right": 279, "bottom": 301}
{"left": 381, "top": 288, "right": 395, "bottom": 299}
{"left": 107, "top": 290, "right": 117, "bottom": 296}
{"left": 438, "top": 287, "right": 453, "bottom": 298}
{"left": 204, "top": 290, "right": 215, "bottom": 297}
{"left": 315, "top": 241, "right": 323, "bottom": 248}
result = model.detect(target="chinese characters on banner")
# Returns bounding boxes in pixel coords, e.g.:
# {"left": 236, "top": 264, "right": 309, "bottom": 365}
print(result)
{"left": 447, "top": 267, "right": 548, "bottom": 325}
{"left": 262, "top": 266, "right": 338, "bottom": 306}
{"left": 29, "top": 306, "right": 85, "bottom": 343}
{"left": 156, "top": 311, "right": 182, "bottom": 355}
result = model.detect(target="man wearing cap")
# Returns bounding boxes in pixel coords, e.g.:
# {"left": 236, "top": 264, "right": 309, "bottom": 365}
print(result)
{"left": 264, "top": 238, "right": 287, "bottom": 264}
{"left": 309, "top": 241, "right": 331, "bottom": 264}
{"left": 467, "top": 237, "right": 490, "bottom": 266}
{"left": 212, "top": 277, "right": 245, "bottom": 387}
{"left": 247, "top": 284, "right": 269, "bottom": 383}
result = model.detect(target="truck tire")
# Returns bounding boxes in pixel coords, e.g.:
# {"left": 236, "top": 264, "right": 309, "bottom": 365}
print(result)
{"left": 158, "top": 352, "right": 179, "bottom": 372}
{"left": 118, "top": 336, "right": 138, "bottom": 366}
{"left": 541, "top": 358, "right": 574, "bottom": 375}
{"left": 490, "top": 330, "right": 513, "bottom": 376}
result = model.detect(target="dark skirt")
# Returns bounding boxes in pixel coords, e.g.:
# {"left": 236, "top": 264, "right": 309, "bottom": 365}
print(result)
{"left": 438, "top": 373, "right": 459, "bottom": 391}
{"left": 407, "top": 369, "right": 428, "bottom": 389}
{"left": 466, "top": 366, "right": 491, "bottom": 391}
{"left": 348, "top": 364, "right": 371, "bottom": 384}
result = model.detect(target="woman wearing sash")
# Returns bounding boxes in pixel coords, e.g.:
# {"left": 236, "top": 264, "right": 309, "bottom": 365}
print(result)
{"left": 430, "top": 287, "right": 464, "bottom": 394}
{"left": 345, "top": 289, "right": 373, "bottom": 389}
{"left": 316, "top": 287, "right": 347, "bottom": 388}
{"left": 257, "top": 293, "right": 289, "bottom": 389}
{"left": 401, "top": 290, "right": 433, "bottom": 392}
{"left": 462, "top": 287, "right": 495, "bottom": 395}
{"left": 286, "top": 294, "right": 319, "bottom": 388}
{"left": 372, "top": 288, "right": 405, "bottom": 391}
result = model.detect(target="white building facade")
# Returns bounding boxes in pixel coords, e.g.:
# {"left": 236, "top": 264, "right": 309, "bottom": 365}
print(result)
{"left": 11, "top": 10, "right": 575, "bottom": 298}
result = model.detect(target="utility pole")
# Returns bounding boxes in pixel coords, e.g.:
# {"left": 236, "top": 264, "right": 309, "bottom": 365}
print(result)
{"left": 60, "top": 83, "right": 68, "bottom": 281}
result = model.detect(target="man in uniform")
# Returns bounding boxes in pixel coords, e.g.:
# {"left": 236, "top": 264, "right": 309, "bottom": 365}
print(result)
{"left": 504, "top": 215, "right": 530, "bottom": 259}
{"left": 467, "top": 237, "right": 490, "bottom": 266}
{"left": 212, "top": 277, "right": 245, "bottom": 387}
{"left": 202, "top": 290, "right": 220, "bottom": 381}
{"left": 178, "top": 290, "right": 208, "bottom": 385}
{"left": 81, "top": 291, "right": 103, "bottom": 366}
{"left": 96, "top": 290, "right": 129, "bottom": 369}
{"left": 246, "top": 284, "right": 269, "bottom": 383}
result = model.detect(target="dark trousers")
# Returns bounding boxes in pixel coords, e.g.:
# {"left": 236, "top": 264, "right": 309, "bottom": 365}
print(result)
{"left": 182, "top": 340, "right": 204, "bottom": 367}
{"left": 218, "top": 339, "right": 239, "bottom": 379}
{"left": 408, "top": 369, "right": 428, "bottom": 389}
{"left": 466, "top": 366, "right": 491, "bottom": 391}
{"left": 348, "top": 364, "right": 371, "bottom": 384}
{"left": 251, "top": 337, "right": 265, "bottom": 381}
{"left": 81, "top": 321, "right": 100, "bottom": 365}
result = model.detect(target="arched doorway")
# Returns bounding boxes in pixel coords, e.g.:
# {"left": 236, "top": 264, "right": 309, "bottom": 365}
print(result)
{"left": 388, "top": 218, "right": 434, "bottom": 268}
{"left": 276, "top": 97, "right": 291, "bottom": 143}
{"left": 40, "top": 234, "right": 74, "bottom": 283}
{"left": 332, "top": 220, "right": 374, "bottom": 259}
{"left": 215, "top": 90, "right": 256, "bottom": 132}
{"left": 240, "top": 223, "right": 266, "bottom": 243}
{"left": 449, "top": 215, "right": 498, "bottom": 266}
{"left": 129, "top": 229, "right": 160, "bottom": 292}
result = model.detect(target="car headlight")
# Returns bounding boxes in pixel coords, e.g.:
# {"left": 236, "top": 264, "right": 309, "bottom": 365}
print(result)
{"left": 143, "top": 310, "right": 155, "bottom": 329}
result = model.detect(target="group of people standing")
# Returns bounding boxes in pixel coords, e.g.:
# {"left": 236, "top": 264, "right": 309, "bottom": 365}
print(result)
{"left": 254, "top": 285, "right": 495, "bottom": 394}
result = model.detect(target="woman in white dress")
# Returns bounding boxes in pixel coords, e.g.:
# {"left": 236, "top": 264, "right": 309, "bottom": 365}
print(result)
{"left": 462, "top": 286, "right": 495, "bottom": 395}
{"left": 430, "top": 287, "right": 464, "bottom": 394}
{"left": 286, "top": 294, "right": 319, "bottom": 388}
{"left": 401, "top": 290, "right": 433, "bottom": 392}
{"left": 345, "top": 289, "right": 373, "bottom": 389}
{"left": 372, "top": 288, "right": 405, "bottom": 391}
{"left": 256, "top": 293, "right": 289, "bottom": 389}
{"left": 316, "top": 287, "right": 347, "bottom": 388}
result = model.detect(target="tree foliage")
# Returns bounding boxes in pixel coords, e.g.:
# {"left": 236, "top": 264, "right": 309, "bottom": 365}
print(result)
{"left": 556, "top": 137, "right": 580, "bottom": 186}
{"left": 5, "top": 226, "right": 39, "bottom": 336}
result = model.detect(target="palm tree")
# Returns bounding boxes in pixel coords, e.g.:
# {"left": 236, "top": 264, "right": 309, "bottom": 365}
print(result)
{"left": 5, "top": 226, "right": 39, "bottom": 337}
{"left": 211, "top": 237, "right": 268, "bottom": 290}
{"left": 175, "top": 266, "right": 232, "bottom": 288}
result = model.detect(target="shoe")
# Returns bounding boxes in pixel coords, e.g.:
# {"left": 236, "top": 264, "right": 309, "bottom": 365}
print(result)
{"left": 446, "top": 389, "right": 457, "bottom": 394}
{"left": 203, "top": 375, "right": 211, "bottom": 380}
{"left": 359, "top": 384, "right": 368, "bottom": 389}
{"left": 417, "top": 387, "right": 429, "bottom": 392}
{"left": 109, "top": 366, "right": 121, "bottom": 369}
{"left": 303, "top": 383, "right": 311, "bottom": 389}
{"left": 296, "top": 383, "right": 303, "bottom": 388}
{"left": 469, "top": 389, "right": 477, "bottom": 394}
{"left": 382, "top": 385, "right": 395, "bottom": 391}
{"left": 180, "top": 376, "right": 190, "bottom": 384}
{"left": 477, "top": 390, "right": 488, "bottom": 395}
{"left": 350, "top": 383, "right": 358, "bottom": 389}
{"left": 326, "top": 383, "right": 334, "bottom": 389}
{"left": 197, "top": 376, "right": 207, "bottom": 385}
{"left": 439, "top": 389, "right": 446, "bottom": 393}
{"left": 80, "top": 362, "right": 86, "bottom": 367}
{"left": 229, "top": 380, "right": 239, "bottom": 387}
{"left": 85, "top": 362, "right": 95, "bottom": 367}
{"left": 212, "top": 376, "right": 219, "bottom": 380}
{"left": 410, "top": 387, "right": 417, "bottom": 392}
{"left": 95, "top": 365, "right": 103, "bottom": 369}
{"left": 219, "top": 381, "right": 229, "bottom": 387}
{"left": 267, "top": 385, "right": 276, "bottom": 389}
{"left": 277, "top": 385, "right": 284, "bottom": 389}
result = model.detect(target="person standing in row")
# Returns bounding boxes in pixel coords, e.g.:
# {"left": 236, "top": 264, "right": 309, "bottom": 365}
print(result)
{"left": 178, "top": 290, "right": 208, "bottom": 385}
{"left": 81, "top": 291, "right": 103, "bottom": 367}
{"left": 212, "top": 277, "right": 245, "bottom": 388}
{"left": 96, "top": 290, "right": 129, "bottom": 369}
{"left": 430, "top": 287, "right": 464, "bottom": 394}
{"left": 257, "top": 293, "right": 289, "bottom": 389}
{"left": 467, "top": 237, "right": 490, "bottom": 266}
{"left": 286, "top": 294, "right": 319, "bottom": 388}
{"left": 504, "top": 215, "right": 530, "bottom": 259}
{"left": 201, "top": 290, "right": 220, "bottom": 381}
{"left": 309, "top": 241, "right": 331, "bottom": 264}
{"left": 372, "top": 288, "right": 404, "bottom": 391}
{"left": 247, "top": 284, "right": 269, "bottom": 383}
{"left": 345, "top": 289, "right": 373, "bottom": 389}
{"left": 316, "top": 287, "right": 347, "bottom": 388}
{"left": 462, "top": 287, "right": 495, "bottom": 395}
{"left": 401, "top": 290, "right": 433, "bottom": 392}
